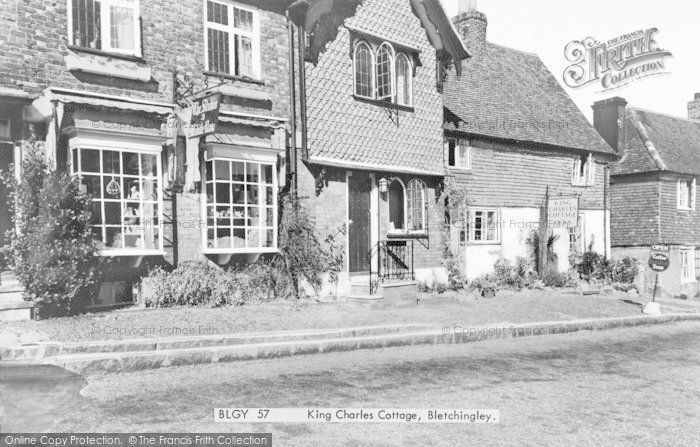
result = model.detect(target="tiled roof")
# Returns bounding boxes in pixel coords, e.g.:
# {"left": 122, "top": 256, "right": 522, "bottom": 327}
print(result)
{"left": 443, "top": 42, "right": 615, "bottom": 155}
{"left": 614, "top": 108, "right": 700, "bottom": 176}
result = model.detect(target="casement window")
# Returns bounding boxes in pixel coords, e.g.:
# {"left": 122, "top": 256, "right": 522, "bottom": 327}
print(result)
{"left": 205, "top": 0, "right": 259, "bottom": 78}
{"left": 572, "top": 153, "right": 595, "bottom": 186}
{"left": 375, "top": 43, "right": 394, "bottom": 100}
{"left": 388, "top": 178, "right": 426, "bottom": 233}
{"left": 568, "top": 214, "right": 585, "bottom": 254}
{"left": 677, "top": 178, "right": 696, "bottom": 210}
{"left": 353, "top": 39, "right": 413, "bottom": 106}
{"left": 467, "top": 210, "right": 500, "bottom": 243}
{"left": 695, "top": 248, "right": 700, "bottom": 279}
{"left": 680, "top": 248, "right": 694, "bottom": 282}
{"left": 446, "top": 139, "right": 471, "bottom": 169}
{"left": 353, "top": 42, "right": 374, "bottom": 99}
{"left": 406, "top": 179, "right": 426, "bottom": 232}
{"left": 71, "top": 147, "right": 163, "bottom": 254}
{"left": 69, "top": 0, "right": 141, "bottom": 56}
{"left": 395, "top": 53, "right": 412, "bottom": 106}
{"left": 204, "top": 158, "right": 277, "bottom": 252}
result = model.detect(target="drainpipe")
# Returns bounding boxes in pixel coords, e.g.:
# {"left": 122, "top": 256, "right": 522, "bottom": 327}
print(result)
{"left": 286, "top": 11, "right": 298, "bottom": 204}
{"left": 297, "top": 20, "right": 308, "bottom": 160}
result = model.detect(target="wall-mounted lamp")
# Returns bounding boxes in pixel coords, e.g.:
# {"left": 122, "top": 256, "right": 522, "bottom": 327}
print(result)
{"left": 378, "top": 177, "right": 389, "bottom": 193}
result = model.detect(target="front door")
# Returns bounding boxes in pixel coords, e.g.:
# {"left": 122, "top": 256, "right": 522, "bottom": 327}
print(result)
{"left": 348, "top": 173, "right": 371, "bottom": 273}
{"left": 0, "top": 143, "right": 13, "bottom": 247}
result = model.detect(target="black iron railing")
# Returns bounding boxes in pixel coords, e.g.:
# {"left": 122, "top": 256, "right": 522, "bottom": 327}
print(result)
{"left": 369, "top": 240, "right": 414, "bottom": 294}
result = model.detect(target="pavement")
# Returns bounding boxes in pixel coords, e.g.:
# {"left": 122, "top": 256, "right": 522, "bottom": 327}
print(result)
{"left": 1, "top": 312, "right": 698, "bottom": 375}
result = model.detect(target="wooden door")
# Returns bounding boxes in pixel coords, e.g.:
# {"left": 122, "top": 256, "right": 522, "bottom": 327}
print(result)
{"left": 348, "top": 173, "right": 371, "bottom": 273}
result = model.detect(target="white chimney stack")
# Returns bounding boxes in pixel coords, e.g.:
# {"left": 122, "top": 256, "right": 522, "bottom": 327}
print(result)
{"left": 459, "top": 0, "right": 478, "bottom": 13}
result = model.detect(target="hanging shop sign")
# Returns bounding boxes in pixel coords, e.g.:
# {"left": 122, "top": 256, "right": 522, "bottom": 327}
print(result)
{"left": 184, "top": 93, "right": 221, "bottom": 138}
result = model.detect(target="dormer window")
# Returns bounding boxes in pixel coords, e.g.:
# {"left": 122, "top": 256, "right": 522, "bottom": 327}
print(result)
{"left": 352, "top": 38, "right": 414, "bottom": 107}
{"left": 69, "top": 0, "right": 142, "bottom": 56}
{"left": 572, "top": 153, "right": 594, "bottom": 186}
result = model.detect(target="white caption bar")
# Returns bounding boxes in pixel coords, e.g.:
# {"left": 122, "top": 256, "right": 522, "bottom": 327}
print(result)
{"left": 215, "top": 408, "right": 499, "bottom": 424}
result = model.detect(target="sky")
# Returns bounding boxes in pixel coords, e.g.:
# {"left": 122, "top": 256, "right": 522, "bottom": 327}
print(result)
{"left": 441, "top": 0, "right": 700, "bottom": 122}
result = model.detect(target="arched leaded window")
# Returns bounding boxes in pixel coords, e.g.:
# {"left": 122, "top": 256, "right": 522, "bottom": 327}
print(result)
{"left": 406, "top": 179, "right": 426, "bottom": 232}
{"left": 388, "top": 179, "right": 405, "bottom": 231}
{"left": 354, "top": 41, "right": 374, "bottom": 98}
{"left": 375, "top": 42, "right": 394, "bottom": 100}
{"left": 395, "top": 53, "right": 412, "bottom": 106}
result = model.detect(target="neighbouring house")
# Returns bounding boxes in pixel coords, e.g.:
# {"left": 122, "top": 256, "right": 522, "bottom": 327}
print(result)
{"left": 593, "top": 95, "right": 700, "bottom": 297}
{"left": 0, "top": 0, "right": 296, "bottom": 318}
{"left": 286, "top": 0, "right": 468, "bottom": 298}
{"left": 442, "top": 3, "right": 617, "bottom": 281}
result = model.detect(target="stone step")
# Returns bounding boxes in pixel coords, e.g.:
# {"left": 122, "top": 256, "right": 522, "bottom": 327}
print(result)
{"left": 0, "top": 323, "right": 432, "bottom": 361}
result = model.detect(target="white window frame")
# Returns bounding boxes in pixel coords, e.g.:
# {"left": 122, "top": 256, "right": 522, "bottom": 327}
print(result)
{"left": 395, "top": 52, "right": 413, "bottom": 107}
{"left": 680, "top": 247, "right": 695, "bottom": 282}
{"left": 572, "top": 153, "right": 595, "bottom": 186}
{"left": 388, "top": 177, "right": 406, "bottom": 233}
{"left": 201, "top": 153, "right": 278, "bottom": 255}
{"left": 70, "top": 145, "right": 164, "bottom": 257}
{"left": 375, "top": 42, "right": 395, "bottom": 101}
{"left": 677, "top": 178, "right": 696, "bottom": 210}
{"left": 353, "top": 40, "right": 375, "bottom": 100}
{"left": 203, "top": 0, "right": 261, "bottom": 79}
{"left": 695, "top": 247, "right": 700, "bottom": 280}
{"left": 406, "top": 178, "right": 427, "bottom": 234}
{"left": 67, "top": 0, "right": 142, "bottom": 57}
{"left": 467, "top": 209, "right": 501, "bottom": 244}
{"left": 447, "top": 139, "right": 472, "bottom": 170}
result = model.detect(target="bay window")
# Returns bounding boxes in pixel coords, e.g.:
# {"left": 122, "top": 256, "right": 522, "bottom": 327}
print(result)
{"left": 204, "top": 158, "right": 277, "bottom": 252}
{"left": 69, "top": 0, "right": 141, "bottom": 55}
{"left": 71, "top": 147, "right": 163, "bottom": 254}
{"left": 205, "top": 0, "right": 259, "bottom": 79}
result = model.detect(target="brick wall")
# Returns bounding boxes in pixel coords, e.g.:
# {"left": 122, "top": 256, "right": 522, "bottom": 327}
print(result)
{"left": 448, "top": 137, "right": 608, "bottom": 210}
{"left": 0, "top": 0, "right": 291, "bottom": 118}
{"left": 610, "top": 174, "right": 660, "bottom": 247}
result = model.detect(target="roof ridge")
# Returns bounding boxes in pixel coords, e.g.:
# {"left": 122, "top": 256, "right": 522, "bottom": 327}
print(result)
{"left": 628, "top": 106, "right": 699, "bottom": 123}
{"left": 485, "top": 41, "right": 539, "bottom": 57}
{"left": 627, "top": 109, "right": 668, "bottom": 171}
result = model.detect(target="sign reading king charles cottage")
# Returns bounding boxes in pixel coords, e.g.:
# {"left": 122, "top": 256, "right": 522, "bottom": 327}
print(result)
{"left": 547, "top": 197, "right": 579, "bottom": 229}
{"left": 563, "top": 28, "right": 672, "bottom": 92}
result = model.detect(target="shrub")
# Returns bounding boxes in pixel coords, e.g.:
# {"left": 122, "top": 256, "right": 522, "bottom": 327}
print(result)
{"left": 541, "top": 269, "right": 571, "bottom": 288}
{"left": 139, "top": 260, "right": 294, "bottom": 308}
{"left": 1, "top": 142, "right": 100, "bottom": 318}
{"left": 278, "top": 197, "right": 344, "bottom": 298}
{"left": 575, "top": 251, "right": 639, "bottom": 285}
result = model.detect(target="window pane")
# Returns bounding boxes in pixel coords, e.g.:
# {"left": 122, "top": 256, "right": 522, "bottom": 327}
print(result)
{"left": 82, "top": 175, "right": 101, "bottom": 198}
{"left": 206, "top": 1, "right": 228, "bottom": 25}
{"left": 208, "top": 28, "right": 230, "bottom": 73}
{"left": 122, "top": 152, "right": 139, "bottom": 175}
{"left": 106, "top": 227, "right": 122, "bottom": 249}
{"left": 141, "top": 154, "right": 157, "bottom": 177}
{"left": 261, "top": 164, "right": 273, "bottom": 184}
{"left": 103, "top": 150, "right": 120, "bottom": 174}
{"left": 232, "top": 183, "right": 244, "bottom": 204}
{"left": 214, "top": 160, "right": 230, "bottom": 180}
{"left": 235, "top": 35, "right": 253, "bottom": 77}
{"left": 232, "top": 162, "right": 245, "bottom": 181}
{"left": 395, "top": 54, "right": 411, "bottom": 105}
{"left": 246, "top": 162, "right": 259, "bottom": 182}
{"left": 233, "top": 7, "right": 253, "bottom": 31}
{"left": 109, "top": 5, "right": 135, "bottom": 50}
{"left": 104, "top": 202, "right": 122, "bottom": 225}
{"left": 215, "top": 183, "right": 230, "bottom": 204}
{"left": 72, "top": 0, "right": 101, "bottom": 49}
{"left": 265, "top": 186, "right": 274, "bottom": 206}
{"left": 354, "top": 43, "right": 373, "bottom": 98}
{"left": 81, "top": 149, "right": 100, "bottom": 173}
{"left": 376, "top": 44, "right": 393, "bottom": 99}
{"left": 246, "top": 185, "right": 258, "bottom": 204}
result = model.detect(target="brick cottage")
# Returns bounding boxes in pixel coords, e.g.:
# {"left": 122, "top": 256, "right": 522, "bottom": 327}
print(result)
{"left": 442, "top": 4, "right": 617, "bottom": 280}
{"left": 593, "top": 96, "right": 700, "bottom": 297}
{"left": 0, "top": 0, "right": 295, "bottom": 313}
{"left": 288, "top": 0, "right": 467, "bottom": 298}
